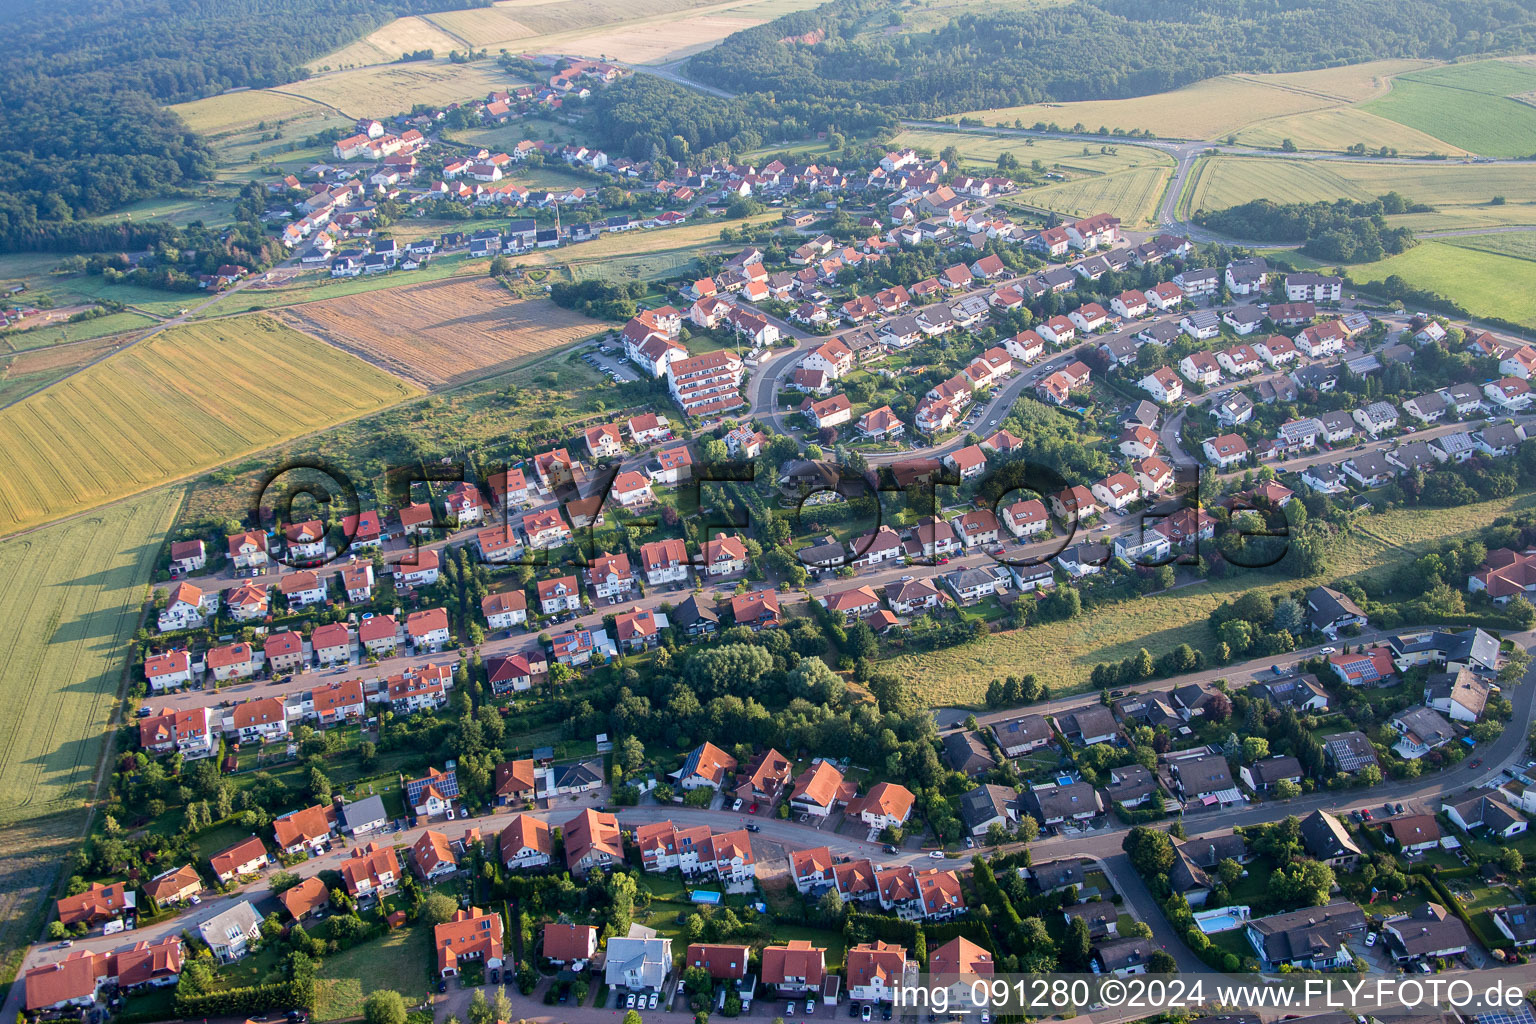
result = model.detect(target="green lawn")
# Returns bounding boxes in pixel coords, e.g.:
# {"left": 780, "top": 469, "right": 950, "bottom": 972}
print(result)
{"left": 313, "top": 924, "right": 434, "bottom": 1021}
{"left": 1347, "top": 241, "right": 1536, "bottom": 330}
{"left": 1361, "top": 60, "right": 1536, "bottom": 158}
{"left": 768, "top": 925, "right": 849, "bottom": 970}
{"left": 210, "top": 945, "right": 288, "bottom": 991}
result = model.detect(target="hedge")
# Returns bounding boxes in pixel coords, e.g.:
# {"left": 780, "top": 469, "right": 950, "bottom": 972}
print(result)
{"left": 175, "top": 979, "right": 312, "bottom": 1016}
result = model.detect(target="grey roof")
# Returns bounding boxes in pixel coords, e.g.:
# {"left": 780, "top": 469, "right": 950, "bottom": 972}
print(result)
{"left": 1171, "top": 753, "right": 1235, "bottom": 796}
{"left": 1023, "top": 780, "right": 1103, "bottom": 822}
{"left": 1123, "top": 401, "right": 1160, "bottom": 428}
{"left": 1184, "top": 310, "right": 1221, "bottom": 330}
{"left": 943, "top": 731, "right": 998, "bottom": 776}
{"left": 1225, "top": 305, "right": 1264, "bottom": 327}
{"left": 198, "top": 900, "right": 262, "bottom": 945}
{"left": 1385, "top": 903, "right": 1470, "bottom": 957}
{"left": 992, "top": 714, "right": 1051, "bottom": 748}
{"left": 1064, "top": 901, "right": 1117, "bottom": 931}
{"left": 550, "top": 758, "right": 605, "bottom": 790}
{"left": 1394, "top": 705, "right": 1457, "bottom": 743}
{"left": 1178, "top": 833, "right": 1249, "bottom": 868}
{"left": 672, "top": 594, "right": 719, "bottom": 629}
{"left": 1358, "top": 401, "right": 1398, "bottom": 425}
{"left": 1139, "top": 321, "right": 1181, "bottom": 345}
{"left": 1389, "top": 440, "right": 1439, "bottom": 474}
{"left": 1299, "top": 810, "right": 1362, "bottom": 862}
{"left": 1434, "top": 431, "right": 1477, "bottom": 458}
{"left": 1249, "top": 902, "right": 1365, "bottom": 964}
{"left": 1030, "top": 858, "right": 1086, "bottom": 890}
{"left": 1324, "top": 730, "right": 1379, "bottom": 771}
{"left": 1292, "top": 364, "right": 1340, "bottom": 389}
{"left": 1105, "top": 764, "right": 1157, "bottom": 804}
{"left": 1059, "top": 705, "right": 1118, "bottom": 740}
{"left": 1345, "top": 451, "right": 1395, "bottom": 481}
{"left": 1494, "top": 905, "right": 1536, "bottom": 943}
{"left": 1249, "top": 673, "right": 1329, "bottom": 709}
{"left": 1406, "top": 392, "right": 1447, "bottom": 417}
{"left": 1093, "top": 937, "right": 1153, "bottom": 971}
{"left": 1247, "top": 755, "right": 1303, "bottom": 786}
{"left": 1318, "top": 410, "right": 1354, "bottom": 433}
{"left": 960, "top": 783, "right": 1019, "bottom": 830}
{"left": 1479, "top": 422, "right": 1526, "bottom": 449}
{"left": 1172, "top": 683, "right": 1219, "bottom": 712}
{"left": 340, "top": 795, "right": 388, "bottom": 830}
{"left": 1388, "top": 627, "right": 1497, "bottom": 670}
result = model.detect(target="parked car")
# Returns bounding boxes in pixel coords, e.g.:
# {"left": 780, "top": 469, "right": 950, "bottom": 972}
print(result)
{"left": 627, "top": 995, "right": 637, "bottom": 1009}
{"left": 862, "top": 1006, "right": 873, "bottom": 1022}
{"left": 929, "top": 850, "right": 945, "bottom": 859}
{"left": 1366, "top": 931, "right": 1378, "bottom": 947}
{"left": 649, "top": 993, "right": 659, "bottom": 1010}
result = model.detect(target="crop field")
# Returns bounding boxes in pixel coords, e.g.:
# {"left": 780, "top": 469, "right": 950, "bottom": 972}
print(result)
{"left": 1363, "top": 59, "right": 1536, "bottom": 158}
{"left": 1439, "top": 231, "right": 1536, "bottom": 262}
{"left": 0, "top": 486, "right": 182, "bottom": 822}
{"left": 273, "top": 278, "right": 603, "bottom": 388}
{"left": 1234, "top": 106, "right": 1469, "bottom": 156}
{"left": 513, "top": 210, "right": 782, "bottom": 270}
{"left": 324, "top": 17, "right": 468, "bottom": 68}
{"left": 948, "top": 59, "right": 1430, "bottom": 142}
{"left": 891, "top": 490, "right": 1536, "bottom": 705}
{"left": 1181, "top": 156, "right": 1536, "bottom": 231}
{"left": 1347, "top": 241, "right": 1536, "bottom": 330}
{"left": 0, "top": 317, "right": 418, "bottom": 535}
{"left": 170, "top": 89, "right": 343, "bottom": 136}
{"left": 180, "top": 348, "right": 615, "bottom": 525}
{"left": 1, "top": 312, "right": 154, "bottom": 354}
{"left": 1019, "top": 166, "right": 1171, "bottom": 227}
{"left": 0, "top": 336, "right": 132, "bottom": 408}
{"left": 891, "top": 128, "right": 1171, "bottom": 175}
{"left": 338, "top": 0, "right": 839, "bottom": 65}
{"left": 276, "top": 60, "right": 515, "bottom": 118}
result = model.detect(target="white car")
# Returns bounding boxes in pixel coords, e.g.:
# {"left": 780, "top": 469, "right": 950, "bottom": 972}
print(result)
{"left": 1320, "top": 646, "right": 1337, "bottom": 654}
{"left": 627, "top": 995, "right": 637, "bottom": 1009}
{"left": 928, "top": 850, "right": 945, "bottom": 859}
{"left": 649, "top": 993, "right": 659, "bottom": 1010}
{"left": 1365, "top": 931, "right": 1378, "bottom": 947}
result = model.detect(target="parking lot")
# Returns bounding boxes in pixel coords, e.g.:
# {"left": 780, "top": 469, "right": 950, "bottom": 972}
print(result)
{"left": 584, "top": 346, "right": 638, "bottom": 383}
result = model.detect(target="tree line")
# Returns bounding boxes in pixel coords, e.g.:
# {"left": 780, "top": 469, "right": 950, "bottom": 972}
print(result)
{"left": 686, "top": 0, "right": 1536, "bottom": 119}
{"left": 0, "top": 0, "right": 487, "bottom": 251}
{"left": 1194, "top": 193, "right": 1424, "bottom": 262}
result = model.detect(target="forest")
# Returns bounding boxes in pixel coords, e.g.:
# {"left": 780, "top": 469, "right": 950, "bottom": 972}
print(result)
{"left": 1194, "top": 193, "right": 1423, "bottom": 262}
{"left": 579, "top": 73, "right": 893, "bottom": 163}
{"left": 689, "top": 0, "right": 1536, "bottom": 117}
{"left": 0, "top": 0, "right": 485, "bottom": 252}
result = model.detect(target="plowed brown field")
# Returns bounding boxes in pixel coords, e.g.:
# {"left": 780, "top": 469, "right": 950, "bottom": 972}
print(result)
{"left": 276, "top": 277, "right": 602, "bottom": 388}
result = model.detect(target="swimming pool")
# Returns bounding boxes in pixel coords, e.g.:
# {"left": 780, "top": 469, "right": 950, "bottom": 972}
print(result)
{"left": 1193, "top": 905, "right": 1251, "bottom": 934}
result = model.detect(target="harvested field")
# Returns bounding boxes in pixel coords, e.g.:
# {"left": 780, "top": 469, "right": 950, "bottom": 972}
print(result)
{"left": 273, "top": 278, "right": 602, "bottom": 388}
{"left": 324, "top": 17, "right": 469, "bottom": 68}
{"left": 0, "top": 487, "right": 181, "bottom": 822}
{"left": 171, "top": 89, "right": 343, "bottom": 136}
{"left": 0, "top": 336, "right": 128, "bottom": 407}
{"left": 1182, "top": 155, "right": 1536, "bottom": 231}
{"left": 1234, "top": 106, "right": 1468, "bottom": 156}
{"left": 278, "top": 61, "right": 515, "bottom": 118}
{"left": 1018, "top": 166, "right": 1170, "bottom": 227}
{"left": 0, "top": 317, "right": 417, "bottom": 535}
{"left": 951, "top": 59, "right": 1434, "bottom": 141}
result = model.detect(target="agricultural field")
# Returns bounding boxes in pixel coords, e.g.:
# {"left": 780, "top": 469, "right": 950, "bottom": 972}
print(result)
{"left": 323, "top": 17, "right": 468, "bottom": 69}
{"left": 892, "top": 128, "right": 1171, "bottom": 175}
{"left": 1017, "top": 166, "right": 1171, "bottom": 227}
{"left": 274, "top": 278, "right": 603, "bottom": 388}
{"left": 1233, "top": 106, "right": 1469, "bottom": 157}
{"left": 1, "top": 312, "right": 155, "bottom": 354}
{"left": 180, "top": 347, "right": 618, "bottom": 525}
{"left": 513, "top": 210, "right": 783, "bottom": 271}
{"left": 0, "top": 486, "right": 182, "bottom": 823}
{"left": 1346, "top": 241, "right": 1536, "bottom": 330}
{"left": 1439, "top": 230, "right": 1536, "bottom": 262}
{"left": 1362, "top": 59, "right": 1536, "bottom": 158}
{"left": 948, "top": 59, "right": 1433, "bottom": 142}
{"left": 0, "top": 336, "right": 132, "bottom": 408}
{"left": 0, "top": 317, "right": 418, "bottom": 535}
{"left": 891, "top": 490, "right": 1536, "bottom": 705}
{"left": 170, "top": 89, "right": 345, "bottom": 136}
{"left": 1180, "top": 155, "right": 1536, "bottom": 232}
{"left": 319, "top": 0, "right": 836, "bottom": 68}
{"left": 274, "top": 60, "right": 515, "bottom": 119}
